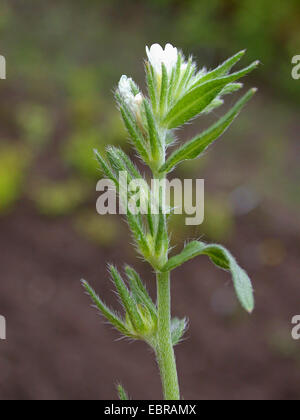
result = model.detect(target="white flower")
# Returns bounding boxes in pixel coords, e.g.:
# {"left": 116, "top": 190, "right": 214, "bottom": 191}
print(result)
{"left": 118, "top": 75, "right": 142, "bottom": 114}
{"left": 146, "top": 43, "right": 178, "bottom": 76}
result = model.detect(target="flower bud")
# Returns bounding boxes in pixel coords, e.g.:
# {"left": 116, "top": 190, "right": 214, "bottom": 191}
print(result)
{"left": 118, "top": 75, "right": 142, "bottom": 115}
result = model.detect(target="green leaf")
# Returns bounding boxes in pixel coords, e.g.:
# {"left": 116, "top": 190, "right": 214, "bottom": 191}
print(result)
{"left": 125, "top": 265, "right": 157, "bottom": 319}
{"left": 95, "top": 149, "right": 150, "bottom": 257}
{"left": 193, "top": 50, "right": 246, "bottom": 88}
{"left": 202, "top": 84, "right": 243, "bottom": 116}
{"left": 117, "top": 383, "right": 129, "bottom": 400}
{"left": 144, "top": 99, "right": 162, "bottom": 159}
{"left": 106, "top": 146, "right": 128, "bottom": 175}
{"left": 174, "top": 56, "right": 193, "bottom": 99}
{"left": 106, "top": 146, "right": 142, "bottom": 182}
{"left": 107, "top": 148, "right": 150, "bottom": 234}
{"left": 129, "top": 79, "right": 139, "bottom": 96}
{"left": 146, "top": 63, "right": 157, "bottom": 112}
{"left": 119, "top": 105, "right": 149, "bottom": 162}
{"left": 172, "top": 53, "right": 182, "bottom": 96}
{"left": 94, "top": 149, "right": 119, "bottom": 186}
{"left": 167, "top": 67, "right": 176, "bottom": 106}
{"left": 171, "top": 317, "right": 187, "bottom": 346}
{"left": 221, "top": 82, "right": 243, "bottom": 95}
{"left": 202, "top": 98, "right": 224, "bottom": 114}
{"left": 94, "top": 148, "right": 149, "bottom": 256}
{"left": 163, "top": 60, "right": 259, "bottom": 129}
{"left": 109, "top": 266, "right": 144, "bottom": 332}
{"left": 159, "top": 88, "right": 256, "bottom": 173}
{"left": 115, "top": 148, "right": 142, "bottom": 180}
{"left": 159, "top": 63, "right": 168, "bottom": 116}
{"left": 162, "top": 241, "right": 254, "bottom": 313}
{"left": 81, "top": 280, "right": 129, "bottom": 335}
{"left": 126, "top": 209, "right": 150, "bottom": 256}
{"left": 155, "top": 208, "right": 166, "bottom": 255}
{"left": 146, "top": 198, "right": 155, "bottom": 236}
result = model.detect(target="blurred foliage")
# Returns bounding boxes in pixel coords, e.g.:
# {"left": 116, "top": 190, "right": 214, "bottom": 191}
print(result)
{"left": 66, "top": 67, "right": 105, "bottom": 130}
{"left": 73, "top": 211, "right": 120, "bottom": 247}
{"left": 62, "top": 129, "right": 105, "bottom": 180}
{"left": 31, "top": 178, "right": 89, "bottom": 217}
{"left": 62, "top": 113, "right": 126, "bottom": 180}
{"left": 0, "top": 142, "right": 31, "bottom": 213}
{"left": 199, "top": 195, "right": 234, "bottom": 242}
{"left": 17, "top": 104, "right": 53, "bottom": 148}
{"left": 63, "top": 66, "right": 127, "bottom": 180}
{"left": 2, "top": 0, "right": 299, "bottom": 99}
{"left": 0, "top": 0, "right": 298, "bottom": 234}
{"left": 169, "top": 194, "right": 234, "bottom": 246}
{"left": 268, "top": 326, "right": 300, "bottom": 359}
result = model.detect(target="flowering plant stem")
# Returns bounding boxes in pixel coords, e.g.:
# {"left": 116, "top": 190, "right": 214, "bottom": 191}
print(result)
{"left": 156, "top": 270, "right": 180, "bottom": 400}
{"left": 154, "top": 160, "right": 180, "bottom": 399}
{"left": 81, "top": 43, "right": 257, "bottom": 400}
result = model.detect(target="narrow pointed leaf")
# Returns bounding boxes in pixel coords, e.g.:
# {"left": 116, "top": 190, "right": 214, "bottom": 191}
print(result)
{"left": 106, "top": 146, "right": 142, "bottom": 182}
{"left": 106, "top": 146, "right": 128, "bottom": 175}
{"left": 172, "top": 53, "right": 182, "bottom": 96}
{"left": 159, "top": 88, "right": 256, "bottom": 173}
{"left": 175, "top": 56, "right": 193, "bottom": 99}
{"left": 129, "top": 79, "right": 139, "bottom": 96}
{"left": 163, "top": 60, "right": 259, "bottom": 129}
{"left": 155, "top": 209, "right": 165, "bottom": 254}
{"left": 126, "top": 210, "right": 150, "bottom": 255}
{"left": 144, "top": 99, "right": 162, "bottom": 159}
{"left": 114, "top": 148, "right": 142, "bottom": 180}
{"left": 94, "top": 149, "right": 118, "bottom": 186}
{"left": 147, "top": 198, "right": 155, "bottom": 236}
{"left": 202, "top": 98, "right": 224, "bottom": 114}
{"left": 125, "top": 266, "right": 157, "bottom": 318}
{"left": 159, "top": 63, "right": 168, "bottom": 116}
{"left": 97, "top": 146, "right": 149, "bottom": 255}
{"left": 162, "top": 241, "right": 254, "bottom": 313}
{"left": 109, "top": 266, "right": 144, "bottom": 332}
{"left": 119, "top": 106, "right": 149, "bottom": 162}
{"left": 146, "top": 63, "right": 157, "bottom": 112}
{"left": 193, "top": 50, "right": 246, "bottom": 88}
{"left": 94, "top": 148, "right": 149, "bottom": 256}
{"left": 117, "top": 384, "right": 129, "bottom": 400}
{"left": 81, "top": 280, "right": 129, "bottom": 334}
{"left": 221, "top": 82, "right": 243, "bottom": 95}
{"left": 167, "top": 67, "right": 176, "bottom": 106}
{"left": 171, "top": 317, "right": 187, "bottom": 346}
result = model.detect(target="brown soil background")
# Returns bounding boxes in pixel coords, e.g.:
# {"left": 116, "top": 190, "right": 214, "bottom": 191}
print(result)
{"left": 0, "top": 199, "right": 299, "bottom": 400}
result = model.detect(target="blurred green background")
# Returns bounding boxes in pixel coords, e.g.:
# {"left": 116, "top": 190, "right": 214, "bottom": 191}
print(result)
{"left": 0, "top": 0, "right": 299, "bottom": 400}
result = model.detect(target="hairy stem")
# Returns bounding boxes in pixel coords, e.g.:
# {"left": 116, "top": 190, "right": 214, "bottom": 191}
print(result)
{"left": 156, "top": 270, "right": 180, "bottom": 400}
{"left": 152, "top": 136, "right": 179, "bottom": 399}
